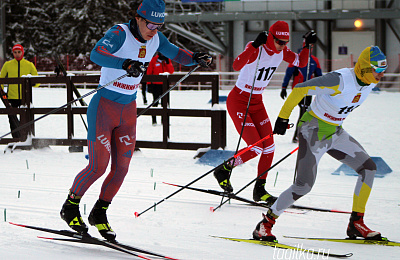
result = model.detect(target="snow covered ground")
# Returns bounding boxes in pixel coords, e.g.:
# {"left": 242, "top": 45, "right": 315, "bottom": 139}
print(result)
{"left": 0, "top": 86, "right": 399, "bottom": 260}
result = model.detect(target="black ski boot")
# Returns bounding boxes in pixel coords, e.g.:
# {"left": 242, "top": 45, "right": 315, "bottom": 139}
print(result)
{"left": 253, "top": 179, "right": 277, "bottom": 206}
{"left": 213, "top": 162, "right": 233, "bottom": 193}
{"left": 88, "top": 199, "right": 116, "bottom": 242}
{"left": 60, "top": 191, "right": 88, "bottom": 234}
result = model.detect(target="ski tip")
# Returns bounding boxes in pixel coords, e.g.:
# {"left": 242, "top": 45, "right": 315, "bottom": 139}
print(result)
{"left": 134, "top": 212, "right": 139, "bottom": 218}
{"left": 162, "top": 182, "right": 178, "bottom": 187}
{"left": 331, "top": 209, "right": 351, "bottom": 214}
{"left": 37, "top": 236, "right": 53, "bottom": 240}
{"left": 9, "top": 222, "right": 23, "bottom": 227}
{"left": 209, "top": 207, "right": 214, "bottom": 212}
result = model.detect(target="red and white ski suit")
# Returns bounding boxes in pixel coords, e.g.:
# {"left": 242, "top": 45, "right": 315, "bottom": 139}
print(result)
{"left": 228, "top": 42, "right": 309, "bottom": 179}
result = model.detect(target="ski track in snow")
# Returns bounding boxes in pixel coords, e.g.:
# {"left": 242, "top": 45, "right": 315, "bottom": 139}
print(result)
{"left": 0, "top": 88, "right": 399, "bottom": 260}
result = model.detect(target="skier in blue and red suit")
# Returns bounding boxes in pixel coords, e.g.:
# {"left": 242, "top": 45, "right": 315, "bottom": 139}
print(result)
{"left": 280, "top": 44, "right": 322, "bottom": 143}
{"left": 60, "top": 0, "right": 212, "bottom": 242}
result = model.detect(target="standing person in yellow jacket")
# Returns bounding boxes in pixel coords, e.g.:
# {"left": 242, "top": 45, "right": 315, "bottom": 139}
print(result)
{"left": 0, "top": 44, "right": 40, "bottom": 138}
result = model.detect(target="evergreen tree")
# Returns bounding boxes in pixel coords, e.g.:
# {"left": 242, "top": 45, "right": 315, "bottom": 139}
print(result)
{"left": 3, "top": 0, "right": 207, "bottom": 69}
{"left": 4, "top": 0, "right": 131, "bottom": 59}
{"left": 53, "top": 0, "right": 130, "bottom": 55}
{"left": 4, "top": 0, "right": 56, "bottom": 59}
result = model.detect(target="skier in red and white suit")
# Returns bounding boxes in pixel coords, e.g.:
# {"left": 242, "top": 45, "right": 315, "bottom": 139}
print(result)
{"left": 213, "top": 21, "right": 317, "bottom": 205}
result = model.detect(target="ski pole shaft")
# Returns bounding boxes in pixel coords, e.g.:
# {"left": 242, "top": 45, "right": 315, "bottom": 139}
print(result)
{"left": 233, "top": 48, "right": 262, "bottom": 154}
{"left": 135, "top": 134, "right": 274, "bottom": 217}
{"left": 137, "top": 65, "right": 200, "bottom": 118}
{"left": 212, "top": 146, "right": 299, "bottom": 212}
{"left": 233, "top": 133, "right": 273, "bottom": 159}
{"left": 0, "top": 73, "right": 128, "bottom": 140}
{"left": 228, "top": 123, "right": 293, "bottom": 163}
{"left": 135, "top": 161, "right": 223, "bottom": 217}
{"left": 224, "top": 48, "right": 262, "bottom": 190}
{"left": 293, "top": 47, "right": 312, "bottom": 183}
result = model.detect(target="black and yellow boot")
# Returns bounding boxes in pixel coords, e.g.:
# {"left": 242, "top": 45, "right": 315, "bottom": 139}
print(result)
{"left": 213, "top": 162, "right": 234, "bottom": 193}
{"left": 253, "top": 179, "right": 277, "bottom": 206}
{"left": 60, "top": 191, "right": 89, "bottom": 234}
{"left": 88, "top": 199, "right": 116, "bottom": 242}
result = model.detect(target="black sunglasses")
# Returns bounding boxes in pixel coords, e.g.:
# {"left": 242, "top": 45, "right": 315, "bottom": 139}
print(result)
{"left": 272, "top": 34, "right": 289, "bottom": 46}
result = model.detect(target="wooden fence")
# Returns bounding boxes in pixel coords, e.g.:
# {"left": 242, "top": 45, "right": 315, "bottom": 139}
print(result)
{"left": 0, "top": 73, "right": 226, "bottom": 151}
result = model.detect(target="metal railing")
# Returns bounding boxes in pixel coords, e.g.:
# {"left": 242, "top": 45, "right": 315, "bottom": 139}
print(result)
{"left": 165, "top": 0, "right": 381, "bottom": 15}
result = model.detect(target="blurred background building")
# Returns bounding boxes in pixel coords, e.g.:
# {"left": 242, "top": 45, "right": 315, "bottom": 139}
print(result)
{"left": 0, "top": 0, "right": 399, "bottom": 89}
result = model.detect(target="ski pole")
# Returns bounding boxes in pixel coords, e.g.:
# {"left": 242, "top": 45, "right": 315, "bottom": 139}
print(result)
{"left": 232, "top": 48, "right": 262, "bottom": 155}
{"left": 232, "top": 133, "right": 273, "bottom": 160}
{"left": 134, "top": 133, "right": 275, "bottom": 217}
{"left": 220, "top": 47, "right": 262, "bottom": 203}
{"left": 137, "top": 65, "right": 200, "bottom": 117}
{"left": 293, "top": 44, "right": 312, "bottom": 183}
{"left": 54, "top": 54, "right": 88, "bottom": 130}
{"left": 212, "top": 146, "right": 299, "bottom": 212}
{"left": 0, "top": 64, "right": 200, "bottom": 139}
{"left": 0, "top": 73, "right": 129, "bottom": 140}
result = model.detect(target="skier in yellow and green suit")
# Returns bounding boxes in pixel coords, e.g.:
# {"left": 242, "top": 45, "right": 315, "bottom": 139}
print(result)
{"left": 253, "top": 46, "right": 387, "bottom": 242}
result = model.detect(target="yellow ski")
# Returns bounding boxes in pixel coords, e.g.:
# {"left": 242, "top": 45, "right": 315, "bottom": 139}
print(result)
{"left": 212, "top": 236, "right": 353, "bottom": 258}
{"left": 284, "top": 235, "right": 400, "bottom": 247}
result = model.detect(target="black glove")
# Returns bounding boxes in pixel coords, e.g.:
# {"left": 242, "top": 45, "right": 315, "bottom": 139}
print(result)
{"left": 122, "top": 59, "right": 146, "bottom": 77}
{"left": 280, "top": 87, "right": 287, "bottom": 100}
{"left": 252, "top": 31, "right": 268, "bottom": 48}
{"left": 273, "top": 117, "right": 289, "bottom": 135}
{"left": 158, "top": 53, "right": 169, "bottom": 63}
{"left": 54, "top": 66, "right": 61, "bottom": 76}
{"left": 303, "top": 30, "right": 317, "bottom": 48}
{"left": 193, "top": 52, "right": 213, "bottom": 68}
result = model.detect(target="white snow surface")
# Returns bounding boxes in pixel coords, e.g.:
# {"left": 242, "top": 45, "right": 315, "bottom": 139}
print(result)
{"left": 0, "top": 87, "right": 399, "bottom": 260}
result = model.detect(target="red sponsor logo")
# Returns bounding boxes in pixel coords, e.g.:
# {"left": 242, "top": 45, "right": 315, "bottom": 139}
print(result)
{"left": 244, "top": 84, "right": 265, "bottom": 92}
{"left": 324, "top": 113, "right": 344, "bottom": 122}
{"left": 352, "top": 93, "right": 361, "bottom": 103}
{"left": 112, "top": 27, "right": 124, "bottom": 36}
{"left": 113, "top": 82, "right": 140, "bottom": 90}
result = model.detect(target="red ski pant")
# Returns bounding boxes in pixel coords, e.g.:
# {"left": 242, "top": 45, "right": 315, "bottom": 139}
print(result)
{"left": 227, "top": 87, "right": 274, "bottom": 179}
{"left": 70, "top": 91, "right": 137, "bottom": 202}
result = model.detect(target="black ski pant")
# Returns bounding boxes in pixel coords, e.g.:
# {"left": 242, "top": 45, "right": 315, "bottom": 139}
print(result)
{"left": 8, "top": 99, "right": 21, "bottom": 138}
